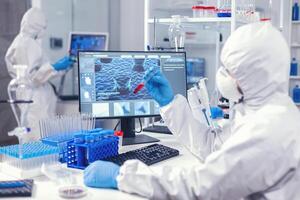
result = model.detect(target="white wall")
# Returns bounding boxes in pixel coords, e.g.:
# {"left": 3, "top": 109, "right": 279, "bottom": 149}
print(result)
{"left": 120, "top": 0, "right": 145, "bottom": 50}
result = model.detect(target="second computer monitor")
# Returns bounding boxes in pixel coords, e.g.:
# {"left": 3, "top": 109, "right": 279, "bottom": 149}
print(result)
{"left": 78, "top": 51, "right": 187, "bottom": 118}
{"left": 69, "top": 32, "right": 109, "bottom": 58}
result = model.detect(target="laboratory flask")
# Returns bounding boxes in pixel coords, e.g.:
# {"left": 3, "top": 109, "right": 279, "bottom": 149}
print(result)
{"left": 168, "top": 15, "right": 185, "bottom": 51}
{"left": 7, "top": 65, "right": 33, "bottom": 128}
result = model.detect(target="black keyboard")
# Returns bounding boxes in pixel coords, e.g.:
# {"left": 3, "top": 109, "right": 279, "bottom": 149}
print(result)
{"left": 143, "top": 125, "right": 172, "bottom": 134}
{"left": 103, "top": 144, "right": 179, "bottom": 166}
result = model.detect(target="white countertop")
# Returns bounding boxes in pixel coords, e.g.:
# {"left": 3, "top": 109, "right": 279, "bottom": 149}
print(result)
{"left": 0, "top": 132, "right": 202, "bottom": 200}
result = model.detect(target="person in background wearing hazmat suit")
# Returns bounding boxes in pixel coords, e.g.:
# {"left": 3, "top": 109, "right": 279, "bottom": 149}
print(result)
{"left": 5, "top": 7, "right": 74, "bottom": 140}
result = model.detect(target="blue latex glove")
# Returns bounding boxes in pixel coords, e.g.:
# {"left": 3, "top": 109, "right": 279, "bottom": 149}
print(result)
{"left": 53, "top": 56, "right": 74, "bottom": 71}
{"left": 210, "top": 106, "right": 224, "bottom": 119}
{"left": 144, "top": 68, "right": 174, "bottom": 107}
{"left": 84, "top": 160, "right": 120, "bottom": 189}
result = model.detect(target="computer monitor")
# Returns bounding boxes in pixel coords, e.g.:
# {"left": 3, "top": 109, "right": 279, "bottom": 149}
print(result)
{"left": 78, "top": 51, "right": 187, "bottom": 145}
{"left": 69, "top": 32, "right": 109, "bottom": 58}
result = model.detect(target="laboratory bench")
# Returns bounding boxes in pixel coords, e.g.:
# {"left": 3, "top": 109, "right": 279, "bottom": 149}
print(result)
{"left": 0, "top": 132, "right": 202, "bottom": 200}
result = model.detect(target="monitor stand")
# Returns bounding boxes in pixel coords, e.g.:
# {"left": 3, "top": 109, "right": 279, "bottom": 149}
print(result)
{"left": 121, "top": 118, "right": 159, "bottom": 146}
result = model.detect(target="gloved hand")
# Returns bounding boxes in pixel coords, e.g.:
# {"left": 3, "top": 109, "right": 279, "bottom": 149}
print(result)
{"left": 53, "top": 56, "right": 74, "bottom": 71}
{"left": 144, "top": 68, "right": 174, "bottom": 107}
{"left": 84, "top": 160, "right": 120, "bottom": 189}
{"left": 210, "top": 106, "right": 224, "bottom": 119}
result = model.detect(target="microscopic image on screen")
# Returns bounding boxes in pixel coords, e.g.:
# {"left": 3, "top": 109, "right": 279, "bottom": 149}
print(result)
{"left": 94, "top": 57, "right": 160, "bottom": 101}
{"left": 135, "top": 101, "right": 150, "bottom": 115}
{"left": 114, "top": 102, "right": 131, "bottom": 116}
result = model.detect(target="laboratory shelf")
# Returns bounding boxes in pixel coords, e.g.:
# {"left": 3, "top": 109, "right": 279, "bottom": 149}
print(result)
{"left": 292, "top": 21, "right": 300, "bottom": 24}
{"left": 290, "top": 76, "right": 300, "bottom": 80}
{"left": 148, "top": 17, "right": 232, "bottom": 25}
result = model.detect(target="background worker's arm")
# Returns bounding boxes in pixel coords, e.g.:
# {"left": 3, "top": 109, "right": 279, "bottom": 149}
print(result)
{"left": 12, "top": 45, "right": 58, "bottom": 85}
{"left": 6, "top": 43, "right": 73, "bottom": 86}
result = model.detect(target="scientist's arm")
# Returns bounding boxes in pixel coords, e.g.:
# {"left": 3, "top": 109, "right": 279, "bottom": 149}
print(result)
{"left": 160, "top": 95, "right": 214, "bottom": 160}
{"left": 144, "top": 68, "right": 215, "bottom": 160}
{"left": 32, "top": 54, "right": 74, "bottom": 85}
{"left": 117, "top": 122, "right": 295, "bottom": 200}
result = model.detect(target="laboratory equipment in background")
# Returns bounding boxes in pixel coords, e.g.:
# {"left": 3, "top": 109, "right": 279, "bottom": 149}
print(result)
{"left": 192, "top": 6, "right": 217, "bottom": 18}
{"left": 78, "top": 51, "right": 187, "bottom": 145}
{"left": 186, "top": 58, "right": 205, "bottom": 89}
{"left": 191, "top": 0, "right": 258, "bottom": 21}
{"left": 291, "top": 58, "right": 298, "bottom": 76}
{"left": 217, "top": 0, "right": 231, "bottom": 17}
{"left": 236, "top": 0, "right": 258, "bottom": 23}
{"left": 293, "top": 1, "right": 299, "bottom": 21}
{"left": 7, "top": 65, "right": 33, "bottom": 153}
{"left": 192, "top": 6, "right": 205, "bottom": 18}
{"left": 168, "top": 15, "right": 185, "bottom": 51}
{"left": 293, "top": 85, "right": 300, "bottom": 103}
{"left": 260, "top": 0, "right": 273, "bottom": 21}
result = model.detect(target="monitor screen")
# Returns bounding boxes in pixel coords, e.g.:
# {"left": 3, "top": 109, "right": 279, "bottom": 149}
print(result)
{"left": 186, "top": 58, "right": 205, "bottom": 88}
{"left": 78, "top": 51, "right": 187, "bottom": 118}
{"left": 69, "top": 33, "right": 108, "bottom": 57}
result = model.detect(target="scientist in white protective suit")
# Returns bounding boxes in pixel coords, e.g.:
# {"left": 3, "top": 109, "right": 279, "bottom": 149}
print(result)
{"left": 5, "top": 8, "right": 74, "bottom": 140}
{"left": 83, "top": 22, "right": 300, "bottom": 199}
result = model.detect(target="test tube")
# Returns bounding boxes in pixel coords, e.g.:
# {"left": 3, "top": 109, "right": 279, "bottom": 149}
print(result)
{"left": 133, "top": 68, "right": 160, "bottom": 94}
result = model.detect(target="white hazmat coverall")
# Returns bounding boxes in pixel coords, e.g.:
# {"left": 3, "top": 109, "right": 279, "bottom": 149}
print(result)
{"left": 116, "top": 22, "right": 300, "bottom": 200}
{"left": 5, "top": 8, "right": 59, "bottom": 140}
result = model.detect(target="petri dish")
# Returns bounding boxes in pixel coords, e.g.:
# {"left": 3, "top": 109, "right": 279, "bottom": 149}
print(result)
{"left": 58, "top": 185, "right": 87, "bottom": 199}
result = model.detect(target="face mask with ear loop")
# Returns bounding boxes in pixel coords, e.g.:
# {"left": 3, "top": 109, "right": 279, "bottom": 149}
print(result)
{"left": 216, "top": 66, "right": 244, "bottom": 104}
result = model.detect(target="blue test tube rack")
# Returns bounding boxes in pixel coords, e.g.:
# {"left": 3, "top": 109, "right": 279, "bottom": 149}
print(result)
{"left": 0, "top": 141, "right": 59, "bottom": 159}
{"left": 66, "top": 130, "right": 119, "bottom": 170}
{"left": 41, "top": 128, "right": 104, "bottom": 162}
{"left": 0, "top": 142, "right": 60, "bottom": 178}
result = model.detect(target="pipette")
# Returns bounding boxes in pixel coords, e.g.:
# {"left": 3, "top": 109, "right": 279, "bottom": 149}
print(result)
{"left": 133, "top": 68, "right": 159, "bottom": 94}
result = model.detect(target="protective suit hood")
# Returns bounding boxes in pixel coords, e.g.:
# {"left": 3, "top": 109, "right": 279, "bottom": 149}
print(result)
{"left": 20, "top": 7, "right": 47, "bottom": 39}
{"left": 220, "top": 22, "right": 290, "bottom": 107}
